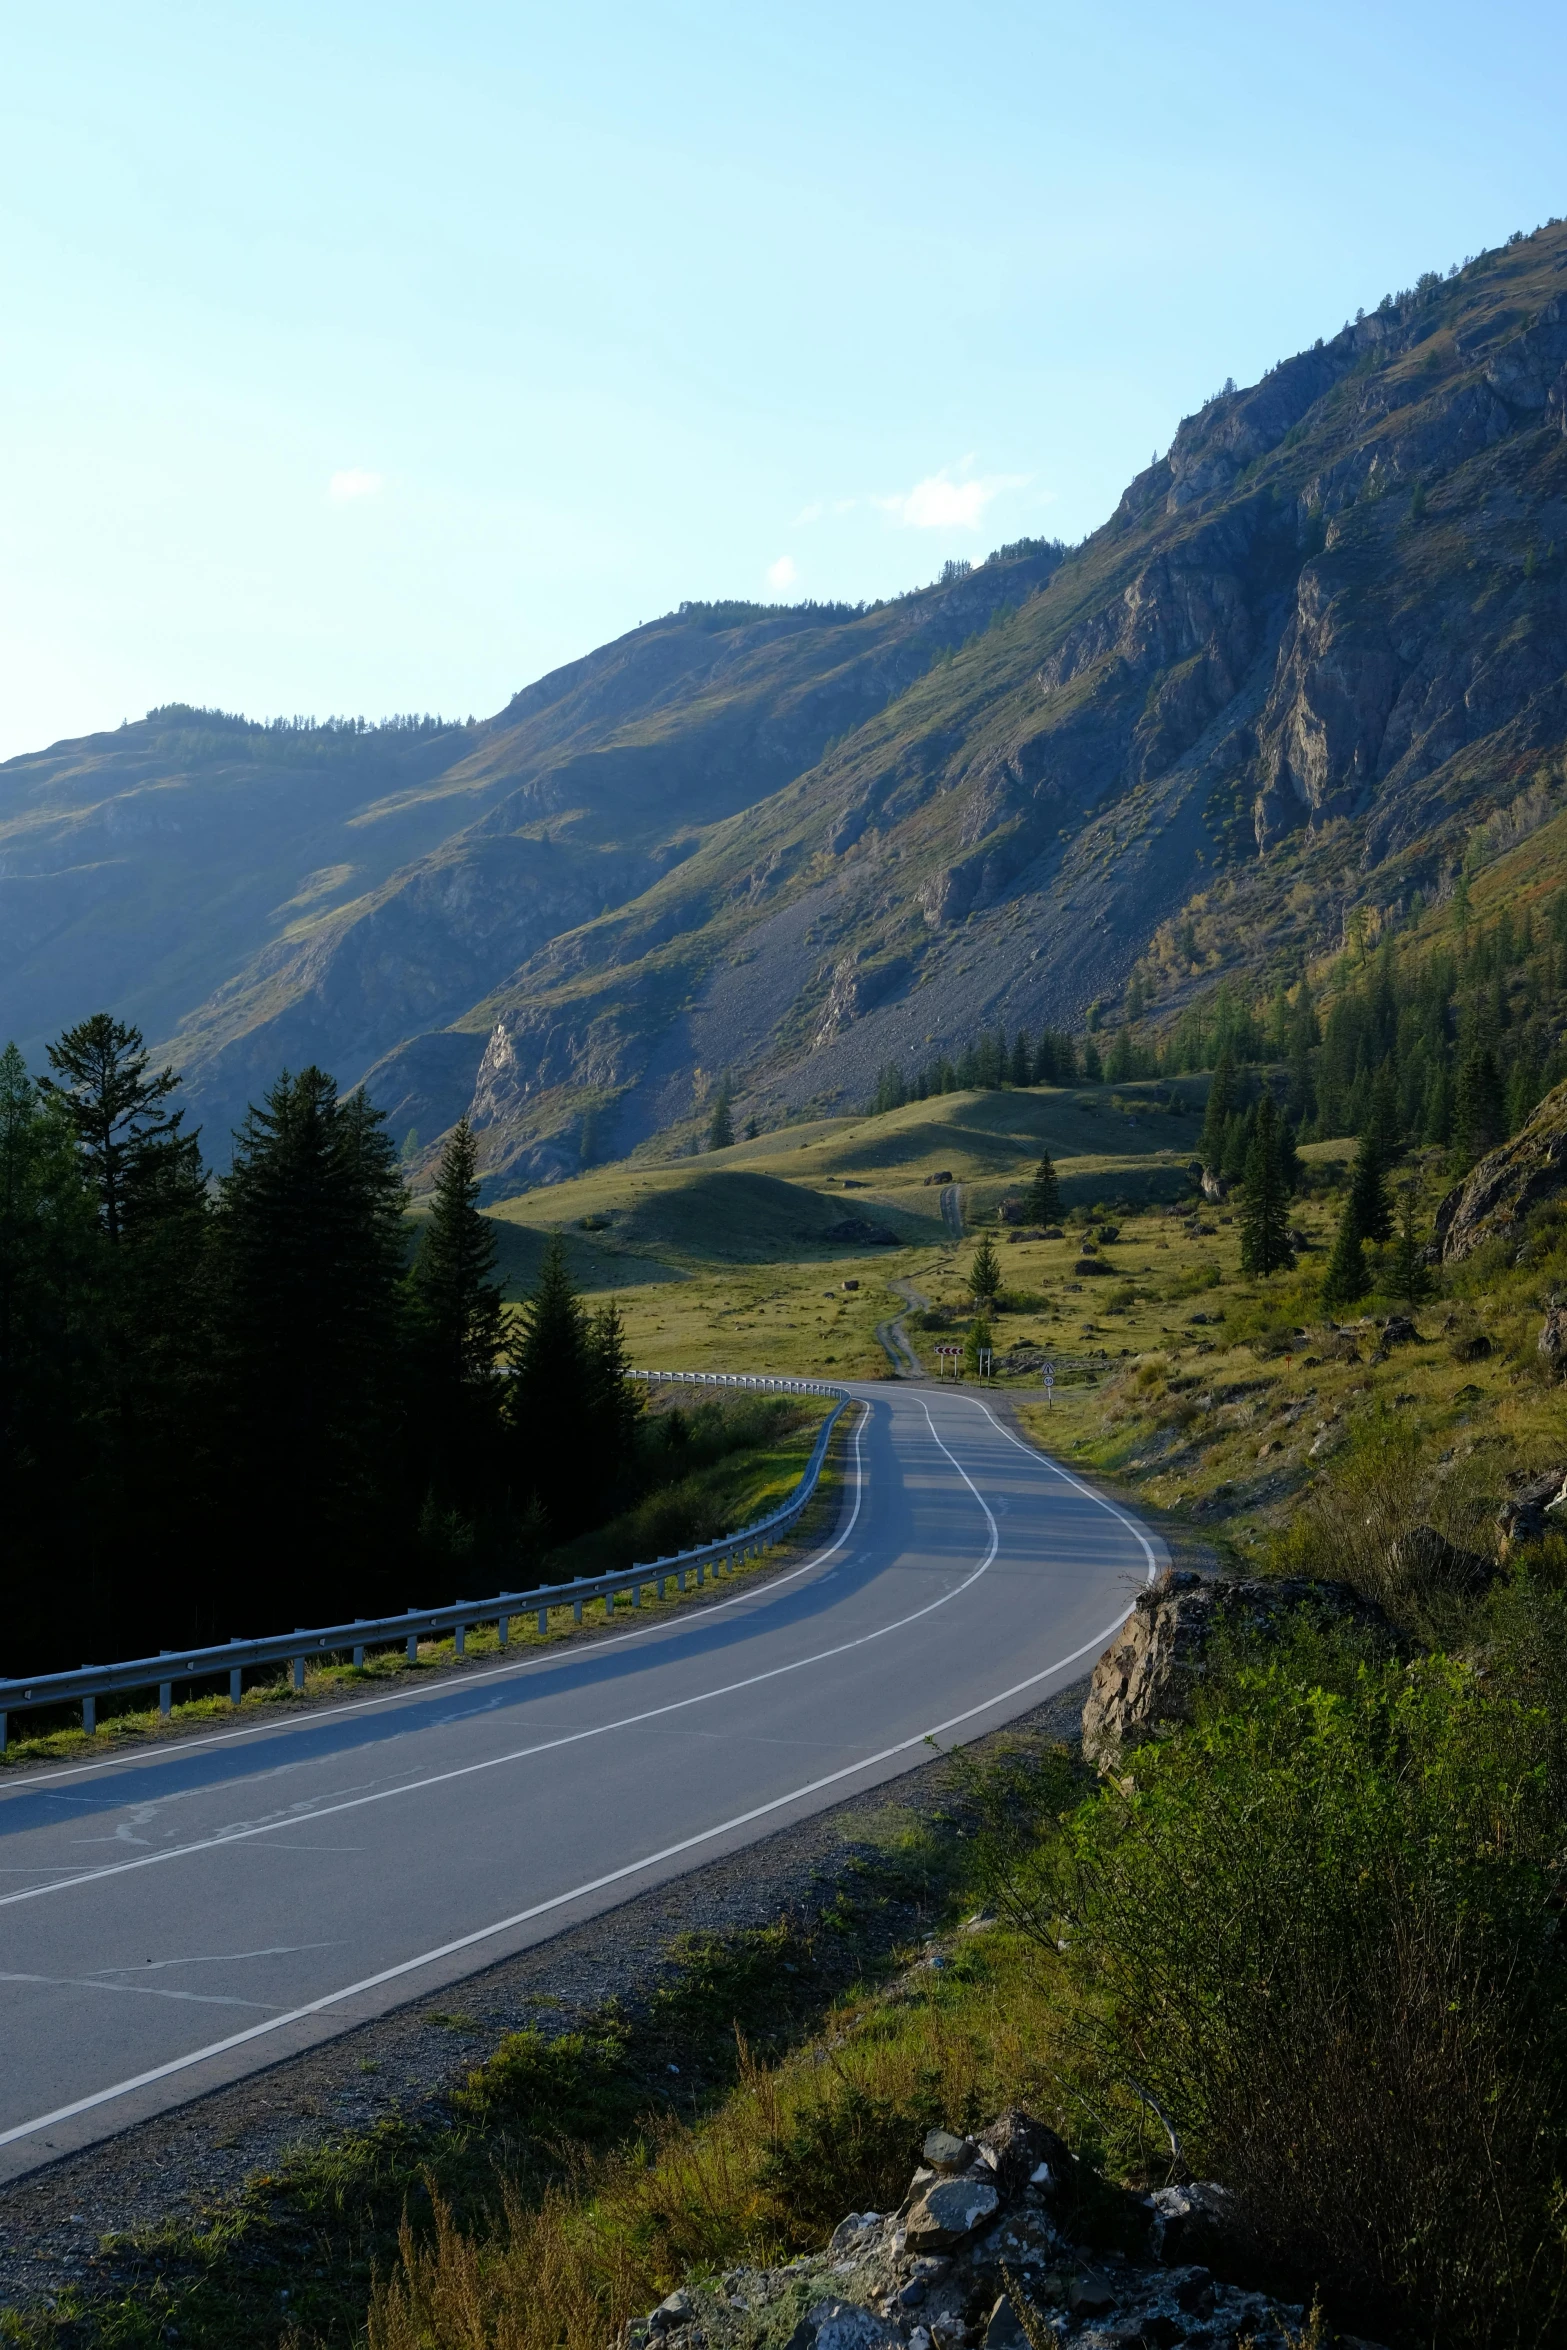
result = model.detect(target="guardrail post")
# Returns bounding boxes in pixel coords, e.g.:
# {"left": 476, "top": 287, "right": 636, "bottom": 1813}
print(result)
{"left": 536, "top": 1599, "right": 548, "bottom": 1635}
{"left": 0, "top": 1712, "right": 6, "bottom": 1755}
{"left": 230, "top": 1636, "right": 245, "bottom": 1705}
{"left": 454, "top": 1624, "right": 466, "bottom": 1657}
{"left": 498, "top": 1614, "right": 510, "bottom": 1650}
{"left": 604, "top": 1590, "right": 616, "bottom": 1621}
{"left": 573, "top": 1598, "right": 583, "bottom": 1624}
{"left": 294, "top": 1654, "right": 306, "bottom": 1690}
{"left": 83, "top": 1694, "right": 96, "bottom": 1735}
{"left": 631, "top": 1581, "right": 641, "bottom": 1609}
{"left": 352, "top": 1622, "right": 366, "bottom": 1668}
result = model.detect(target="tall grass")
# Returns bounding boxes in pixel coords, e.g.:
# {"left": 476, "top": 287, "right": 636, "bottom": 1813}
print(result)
{"left": 368, "top": 1965, "right": 1068, "bottom": 2350}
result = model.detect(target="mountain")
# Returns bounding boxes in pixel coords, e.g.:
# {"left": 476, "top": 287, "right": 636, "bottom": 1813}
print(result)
{"left": 5, "top": 220, "right": 1567, "bottom": 1184}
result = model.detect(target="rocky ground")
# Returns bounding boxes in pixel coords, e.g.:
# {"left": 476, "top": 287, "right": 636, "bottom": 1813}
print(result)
{"left": 626, "top": 2111, "right": 1376, "bottom": 2350}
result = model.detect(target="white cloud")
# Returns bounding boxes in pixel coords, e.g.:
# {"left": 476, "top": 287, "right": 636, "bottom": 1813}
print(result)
{"left": 876, "top": 462, "right": 1029, "bottom": 531}
{"left": 766, "top": 554, "right": 798, "bottom": 589}
{"left": 328, "top": 468, "right": 385, "bottom": 503}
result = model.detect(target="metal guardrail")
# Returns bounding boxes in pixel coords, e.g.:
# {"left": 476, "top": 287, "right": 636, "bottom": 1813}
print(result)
{"left": 0, "top": 1373, "right": 851, "bottom": 1753}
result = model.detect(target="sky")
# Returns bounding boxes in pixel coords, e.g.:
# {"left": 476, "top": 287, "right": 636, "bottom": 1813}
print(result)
{"left": 3, "top": 0, "right": 1566, "bottom": 760}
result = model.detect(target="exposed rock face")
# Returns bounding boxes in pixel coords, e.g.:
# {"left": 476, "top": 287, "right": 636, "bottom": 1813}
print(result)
{"left": 1541, "top": 1303, "right": 1567, "bottom": 1375}
{"left": 1082, "top": 1568, "right": 1392, "bottom": 1770}
{"left": 1435, "top": 1080, "right": 1567, "bottom": 1262}
{"left": 623, "top": 2107, "right": 1382, "bottom": 2350}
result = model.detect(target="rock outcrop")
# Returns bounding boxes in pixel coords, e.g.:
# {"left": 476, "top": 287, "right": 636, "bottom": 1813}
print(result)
{"left": 1435, "top": 1080, "right": 1567, "bottom": 1263}
{"left": 1081, "top": 1569, "right": 1393, "bottom": 1771}
{"left": 626, "top": 2108, "right": 1385, "bottom": 2350}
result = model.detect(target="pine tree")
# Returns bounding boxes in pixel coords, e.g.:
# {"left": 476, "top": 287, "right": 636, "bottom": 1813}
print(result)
{"left": 1199, "top": 1047, "right": 1238, "bottom": 1171}
{"left": 508, "top": 1234, "right": 598, "bottom": 1542}
{"left": 1025, "top": 1153, "right": 1062, "bottom": 1224}
{"left": 707, "top": 1079, "right": 735, "bottom": 1150}
{"left": 1455, "top": 1044, "right": 1505, "bottom": 1162}
{"left": 1346, "top": 1134, "right": 1394, "bottom": 1244}
{"left": 1081, "top": 1038, "right": 1104, "bottom": 1083}
{"left": 1009, "top": 1029, "right": 1032, "bottom": 1086}
{"left": 1238, "top": 1097, "right": 1294, "bottom": 1277}
{"left": 409, "top": 1120, "right": 505, "bottom": 1494}
{"left": 218, "top": 1067, "right": 409, "bottom": 1618}
{"left": 963, "top": 1313, "right": 994, "bottom": 1377}
{"left": 40, "top": 1012, "right": 185, "bottom": 1242}
{"left": 1364, "top": 1060, "right": 1402, "bottom": 1166}
{"left": 1321, "top": 1201, "right": 1371, "bottom": 1309}
{"left": 968, "top": 1232, "right": 1003, "bottom": 1308}
{"left": 1388, "top": 1179, "right": 1434, "bottom": 1312}
{"left": 585, "top": 1295, "right": 641, "bottom": 1473}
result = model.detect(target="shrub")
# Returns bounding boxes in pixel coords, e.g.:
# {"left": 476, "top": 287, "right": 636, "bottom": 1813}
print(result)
{"left": 984, "top": 1659, "right": 1567, "bottom": 2346}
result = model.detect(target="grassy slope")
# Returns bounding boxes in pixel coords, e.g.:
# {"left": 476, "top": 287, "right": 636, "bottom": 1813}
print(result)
{"left": 483, "top": 1079, "right": 1211, "bottom": 1371}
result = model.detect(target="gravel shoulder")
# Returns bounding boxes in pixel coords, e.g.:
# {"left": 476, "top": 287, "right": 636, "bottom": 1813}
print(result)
{"left": 0, "top": 1682, "right": 1088, "bottom": 2314}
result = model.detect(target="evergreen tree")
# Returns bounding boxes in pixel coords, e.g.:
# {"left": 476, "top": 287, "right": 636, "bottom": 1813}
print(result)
{"left": 1025, "top": 1152, "right": 1063, "bottom": 1224}
{"left": 409, "top": 1119, "right": 505, "bottom": 1496}
{"left": 707, "top": 1079, "right": 735, "bottom": 1150}
{"left": 1388, "top": 1179, "right": 1434, "bottom": 1312}
{"left": 1009, "top": 1029, "right": 1032, "bottom": 1086}
{"left": 1199, "top": 1047, "right": 1238, "bottom": 1171}
{"left": 1455, "top": 1044, "right": 1506, "bottom": 1162}
{"left": 218, "top": 1067, "right": 409, "bottom": 1618}
{"left": 1286, "top": 979, "right": 1319, "bottom": 1127}
{"left": 40, "top": 1012, "right": 185, "bottom": 1242}
{"left": 968, "top": 1231, "right": 1003, "bottom": 1308}
{"left": 508, "top": 1234, "right": 598, "bottom": 1542}
{"left": 1238, "top": 1098, "right": 1294, "bottom": 1277}
{"left": 1346, "top": 1133, "right": 1394, "bottom": 1245}
{"left": 585, "top": 1295, "right": 641, "bottom": 1472}
{"left": 1321, "top": 1200, "right": 1371, "bottom": 1309}
{"left": 962, "top": 1313, "right": 994, "bottom": 1377}
{"left": 1364, "top": 1060, "right": 1402, "bottom": 1166}
{"left": 1081, "top": 1037, "right": 1104, "bottom": 1083}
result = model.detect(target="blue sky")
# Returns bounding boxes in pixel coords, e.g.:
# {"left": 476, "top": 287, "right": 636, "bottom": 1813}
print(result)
{"left": 3, "top": 0, "right": 1564, "bottom": 759}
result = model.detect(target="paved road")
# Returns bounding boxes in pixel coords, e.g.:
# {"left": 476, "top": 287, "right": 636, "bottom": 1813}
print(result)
{"left": 0, "top": 1386, "right": 1161, "bottom": 2182}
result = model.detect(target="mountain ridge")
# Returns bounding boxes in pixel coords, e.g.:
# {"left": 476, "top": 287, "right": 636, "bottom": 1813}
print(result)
{"left": 5, "top": 220, "right": 1567, "bottom": 1181}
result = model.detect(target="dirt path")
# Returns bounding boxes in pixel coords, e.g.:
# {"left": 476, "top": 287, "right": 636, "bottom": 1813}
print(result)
{"left": 874, "top": 1275, "right": 928, "bottom": 1376}
{"left": 939, "top": 1182, "right": 964, "bottom": 1240}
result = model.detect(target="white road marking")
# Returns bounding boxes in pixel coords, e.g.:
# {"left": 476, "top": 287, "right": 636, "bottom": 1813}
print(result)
{"left": 3, "top": 1406, "right": 874, "bottom": 1795}
{"left": 0, "top": 1410, "right": 990, "bottom": 1910}
{"left": 0, "top": 1402, "right": 1155, "bottom": 2157}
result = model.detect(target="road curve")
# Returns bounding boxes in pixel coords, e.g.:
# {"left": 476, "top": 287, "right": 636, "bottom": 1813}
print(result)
{"left": 0, "top": 1385, "right": 1163, "bottom": 2182}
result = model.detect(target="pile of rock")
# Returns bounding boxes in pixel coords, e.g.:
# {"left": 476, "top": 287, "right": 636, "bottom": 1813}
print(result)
{"left": 626, "top": 2112, "right": 1380, "bottom": 2350}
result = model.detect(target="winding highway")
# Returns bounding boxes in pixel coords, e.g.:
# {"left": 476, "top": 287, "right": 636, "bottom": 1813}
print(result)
{"left": 0, "top": 1384, "right": 1162, "bottom": 2183}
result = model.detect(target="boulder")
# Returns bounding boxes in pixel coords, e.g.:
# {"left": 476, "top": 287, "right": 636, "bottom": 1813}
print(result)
{"left": 974, "top": 2110, "right": 1074, "bottom": 2199}
{"left": 1539, "top": 1304, "right": 1567, "bottom": 1375}
{"left": 1200, "top": 1169, "right": 1228, "bottom": 1202}
{"left": 905, "top": 2176, "right": 1001, "bottom": 2252}
{"left": 921, "top": 2129, "right": 975, "bottom": 2173}
{"left": 1388, "top": 1523, "right": 1495, "bottom": 1597}
{"left": 1082, "top": 1569, "right": 1393, "bottom": 1770}
{"left": 1146, "top": 2182, "right": 1242, "bottom": 2267}
{"left": 1435, "top": 1080, "right": 1567, "bottom": 1263}
{"left": 1380, "top": 1315, "right": 1420, "bottom": 1345}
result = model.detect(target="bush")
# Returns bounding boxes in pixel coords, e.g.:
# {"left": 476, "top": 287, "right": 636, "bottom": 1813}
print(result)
{"left": 984, "top": 1659, "right": 1567, "bottom": 2346}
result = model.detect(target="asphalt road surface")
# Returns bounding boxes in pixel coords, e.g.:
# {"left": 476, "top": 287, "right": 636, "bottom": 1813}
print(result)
{"left": 0, "top": 1385, "right": 1162, "bottom": 2182}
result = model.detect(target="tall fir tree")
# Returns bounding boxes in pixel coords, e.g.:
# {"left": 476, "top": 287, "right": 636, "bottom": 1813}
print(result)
{"left": 1346, "top": 1133, "right": 1394, "bottom": 1245}
{"left": 1455, "top": 1044, "right": 1506, "bottom": 1163}
{"left": 409, "top": 1119, "right": 505, "bottom": 1498}
{"left": 707, "top": 1078, "right": 735, "bottom": 1150}
{"left": 218, "top": 1067, "right": 409, "bottom": 1619}
{"left": 1025, "top": 1152, "right": 1063, "bottom": 1224}
{"left": 40, "top": 1012, "right": 185, "bottom": 1242}
{"left": 968, "top": 1231, "right": 1003, "bottom": 1307}
{"left": 1199, "top": 1046, "right": 1239, "bottom": 1171}
{"left": 1321, "top": 1199, "right": 1371, "bottom": 1309}
{"left": 508, "top": 1233, "right": 596, "bottom": 1542}
{"left": 1238, "top": 1097, "right": 1294, "bottom": 1277}
{"left": 1388, "top": 1180, "right": 1434, "bottom": 1312}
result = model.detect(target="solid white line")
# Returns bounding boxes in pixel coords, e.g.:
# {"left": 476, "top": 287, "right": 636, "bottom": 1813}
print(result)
{"left": 0, "top": 1404, "right": 994, "bottom": 1911}
{"left": 960, "top": 1397, "right": 1163, "bottom": 1581}
{"left": 3, "top": 1406, "right": 872, "bottom": 1795}
{"left": 0, "top": 1609, "right": 1128, "bottom": 2154}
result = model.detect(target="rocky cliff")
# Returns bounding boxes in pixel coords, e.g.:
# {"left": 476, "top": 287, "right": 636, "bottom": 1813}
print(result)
{"left": 6, "top": 222, "right": 1567, "bottom": 1178}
